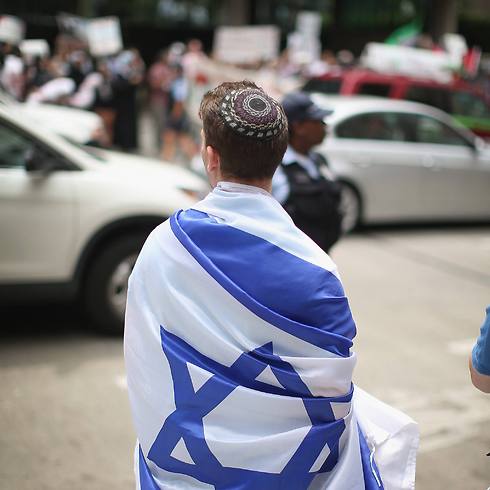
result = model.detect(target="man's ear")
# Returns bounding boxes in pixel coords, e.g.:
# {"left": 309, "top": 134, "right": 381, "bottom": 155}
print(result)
{"left": 205, "top": 145, "right": 221, "bottom": 174}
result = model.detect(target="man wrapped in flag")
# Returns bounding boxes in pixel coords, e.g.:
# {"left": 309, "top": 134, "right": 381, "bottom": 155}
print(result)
{"left": 124, "top": 80, "right": 419, "bottom": 489}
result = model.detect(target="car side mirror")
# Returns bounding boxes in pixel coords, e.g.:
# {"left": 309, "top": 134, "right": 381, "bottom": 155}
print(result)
{"left": 25, "top": 148, "right": 60, "bottom": 175}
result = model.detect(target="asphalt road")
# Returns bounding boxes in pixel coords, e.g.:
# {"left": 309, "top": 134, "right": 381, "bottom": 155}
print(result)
{"left": 1, "top": 225, "right": 489, "bottom": 490}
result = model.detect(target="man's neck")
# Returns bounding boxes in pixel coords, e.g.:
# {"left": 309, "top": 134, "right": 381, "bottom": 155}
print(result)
{"left": 219, "top": 176, "right": 272, "bottom": 193}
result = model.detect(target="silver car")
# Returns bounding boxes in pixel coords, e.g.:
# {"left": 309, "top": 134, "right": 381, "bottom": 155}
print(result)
{"left": 312, "top": 95, "right": 490, "bottom": 231}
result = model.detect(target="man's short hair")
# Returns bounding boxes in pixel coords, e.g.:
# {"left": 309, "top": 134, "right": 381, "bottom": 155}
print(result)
{"left": 199, "top": 80, "right": 288, "bottom": 180}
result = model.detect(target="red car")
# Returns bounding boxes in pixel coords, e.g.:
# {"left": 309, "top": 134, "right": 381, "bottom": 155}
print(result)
{"left": 304, "top": 68, "right": 490, "bottom": 140}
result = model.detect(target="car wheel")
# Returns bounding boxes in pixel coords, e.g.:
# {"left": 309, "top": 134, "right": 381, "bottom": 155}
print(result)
{"left": 84, "top": 233, "right": 147, "bottom": 335}
{"left": 339, "top": 183, "right": 361, "bottom": 233}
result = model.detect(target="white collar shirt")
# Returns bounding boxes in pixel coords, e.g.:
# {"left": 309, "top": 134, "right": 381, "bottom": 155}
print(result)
{"left": 272, "top": 146, "right": 321, "bottom": 204}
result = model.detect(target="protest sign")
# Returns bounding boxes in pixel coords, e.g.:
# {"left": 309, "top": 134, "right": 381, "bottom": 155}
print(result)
{"left": 296, "top": 11, "right": 322, "bottom": 38}
{"left": 213, "top": 26, "right": 279, "bottom": 64}
{"left": 288, "top": 11, "right": 322, "bottom": 65}
{"left": 86, "top": 17, "right": 123, "bottom": 57}
{"left": 20, "top": 39, "right": 50, "bottom": 60}
{"left": 57, "top": 13, "right": 88, "bottom": 41}
{"left": 0, "top": 15, "right": 25, "bottom": 45}
{"left": 287, "top": 32, "right": 321, "bottom": 65}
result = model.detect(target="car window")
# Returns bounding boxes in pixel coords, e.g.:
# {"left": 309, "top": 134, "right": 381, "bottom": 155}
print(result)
{"left": 405, "top": 86, "right": 451, "bottom": 112}
{"left": 63, "top": 136, "right": 107, "bottom": 162}
{"left": 303, "top": 78, "right": 342, "bottom": 94}
{"left": 336, "top": 112, "right": 406, "bottom": 141}
{"left": 0, "top": 122, "right": 34, "bottom": 169}
{"left": 357, "top": 83, "right": 391, "bottom": 97}
{"left": 451, "top": 91, "right": 490, "bottom": 118}
{"left": 411, "top": 114, "right": 469, "bottom": 146}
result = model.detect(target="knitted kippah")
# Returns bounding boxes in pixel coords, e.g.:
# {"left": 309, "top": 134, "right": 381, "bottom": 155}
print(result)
{"left": 219, "top": 88, "right": 286, "bottom": 140}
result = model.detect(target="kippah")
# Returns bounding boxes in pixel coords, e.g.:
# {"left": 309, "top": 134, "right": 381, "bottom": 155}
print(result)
{"left": 219, "top": 88, "right": 286, "bottom": 140}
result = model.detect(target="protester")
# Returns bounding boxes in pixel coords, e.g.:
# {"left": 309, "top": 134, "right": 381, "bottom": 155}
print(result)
{"left": 24, "top": 56, "right": 50, "bottom": 95}
{"left": 67, "top": 49, "right": 93, "bottom": 89}
{"left": 160, "top": 62, "right": 197, "bottom": 163}
{"left": 147, "top": 49, "right": 172, "bottom": 151}
{"left": 125, "top": 80, "right": 417, "bottom": 489}
{"left": 181, "top": 38, "right": 207, "bottom": 83}
{"left": 272, "top": 91, "right": 343, "bottom": 253}
{"left": 90, "top": 59, "right": 117, "bottom": 146}
{"left": 0, "top": 43, "right": 25, "bottom": 100}
{"left": 112, "top": 48, "right": 145, "bottom": 151}
{"left": 469, "top": 306, "right": 490, "bottom": 393}
{"left": 50, "top": 33, "right": 77, "bottom": 77}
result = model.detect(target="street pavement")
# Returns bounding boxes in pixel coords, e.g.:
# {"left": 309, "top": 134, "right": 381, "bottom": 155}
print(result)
{"left": 1, "top": 225, "right": 489, "bottom": 490}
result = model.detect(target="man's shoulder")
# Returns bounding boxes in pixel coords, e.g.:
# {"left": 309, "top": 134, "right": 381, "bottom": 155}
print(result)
{"left": 140, "top": 218, "right": 174, "bottom": 256}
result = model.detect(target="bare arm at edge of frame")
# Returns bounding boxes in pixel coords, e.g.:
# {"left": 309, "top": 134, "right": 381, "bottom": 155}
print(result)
{"left": 469, "top": 356, "right": 490, "bottom": 393}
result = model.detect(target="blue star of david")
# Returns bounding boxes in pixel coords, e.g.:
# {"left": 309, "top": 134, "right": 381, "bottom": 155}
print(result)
{"left": 146, "top": 325, "right": 352, "bottom": 489}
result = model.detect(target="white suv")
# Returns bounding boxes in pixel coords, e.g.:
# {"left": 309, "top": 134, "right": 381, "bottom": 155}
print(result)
{"left": 0, "top": 105, "right": 208, "bottom": 333}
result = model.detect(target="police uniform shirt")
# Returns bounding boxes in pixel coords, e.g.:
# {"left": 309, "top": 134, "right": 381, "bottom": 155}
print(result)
{"left": 272, "top": 146, "right": 335, "bottom": 204}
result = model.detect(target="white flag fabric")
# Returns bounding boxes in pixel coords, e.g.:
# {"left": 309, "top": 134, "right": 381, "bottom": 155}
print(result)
{"left": 124, "top": 182, "right": 418, "bottom": 490}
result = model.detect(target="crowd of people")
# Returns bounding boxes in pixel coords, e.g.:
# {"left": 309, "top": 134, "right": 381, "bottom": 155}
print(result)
{"left": 1, "top": 29, "right": 488, "bottom": 166}
{"left": 0, "top": 35, "right": 146, "bottom": 151}
{"left": 0, "top": 32, "right": 360, "bottom": 161}
{"left": 0, "top": 35, "right": 229, "bottom": 157}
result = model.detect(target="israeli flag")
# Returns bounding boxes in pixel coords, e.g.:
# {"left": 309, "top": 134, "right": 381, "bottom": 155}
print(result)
{"left": 124, "top": 183, "right": 418, "bottom": 490}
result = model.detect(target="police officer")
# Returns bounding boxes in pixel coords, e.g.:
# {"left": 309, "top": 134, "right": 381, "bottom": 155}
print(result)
{"left": 272, "top": 91, "right": 342, "bottom": 253}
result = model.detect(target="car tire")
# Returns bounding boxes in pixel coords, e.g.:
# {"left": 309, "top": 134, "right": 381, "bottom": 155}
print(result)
{"left": 84, "top": 233, "right": 147, "bottom": 335}
{"left": 339, "top": 183, "right": 361, "bottom": 233}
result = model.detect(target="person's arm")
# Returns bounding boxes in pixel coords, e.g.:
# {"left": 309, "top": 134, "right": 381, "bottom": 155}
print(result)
{"left": 469, "top": 357, "right": 490, "bottom": 393}
{"left": 469, "top": 307, "right": 490, "bottom": 393}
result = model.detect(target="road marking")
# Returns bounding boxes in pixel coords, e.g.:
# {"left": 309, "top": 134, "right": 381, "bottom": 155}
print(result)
{"left": 447, "top": 338, "right": 475, "bottom": 356}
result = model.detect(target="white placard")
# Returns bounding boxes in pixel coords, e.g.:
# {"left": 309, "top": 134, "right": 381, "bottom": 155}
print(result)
{"left": 213, "top": 25, "right": 279, "bottom": 64}
{"left": 442, "top": 33, "right": 467, "bottom": 66}
{"left": 287, "top": 32, "right": 321, "bottom": 65}
{"left": 0, "top": 15, "right": 25, "bottom": 45}
{"left": 296, "top": 11, "right": 322, "bottom": 38}
{"left": 289, "top": 11, "right": 322, "bottom": 65}
{"left": 86, "top": 16, "right": 123, "bottom": 57}
{"left": 20, "top": 39, "right": 50, "bottom": 59}
{"left": 57, "top": 13, "right": 89, "bottom": 41}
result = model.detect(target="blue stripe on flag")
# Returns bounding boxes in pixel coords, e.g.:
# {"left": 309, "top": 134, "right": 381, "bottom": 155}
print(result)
{"left": 170, "top": 210, "right": 355, "bottom": 357}
{"left": 139, "top": 445, "right": 161, "bottom": 490}
{"left": 358, "top": 425, "right": 384, "bottom": 489}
